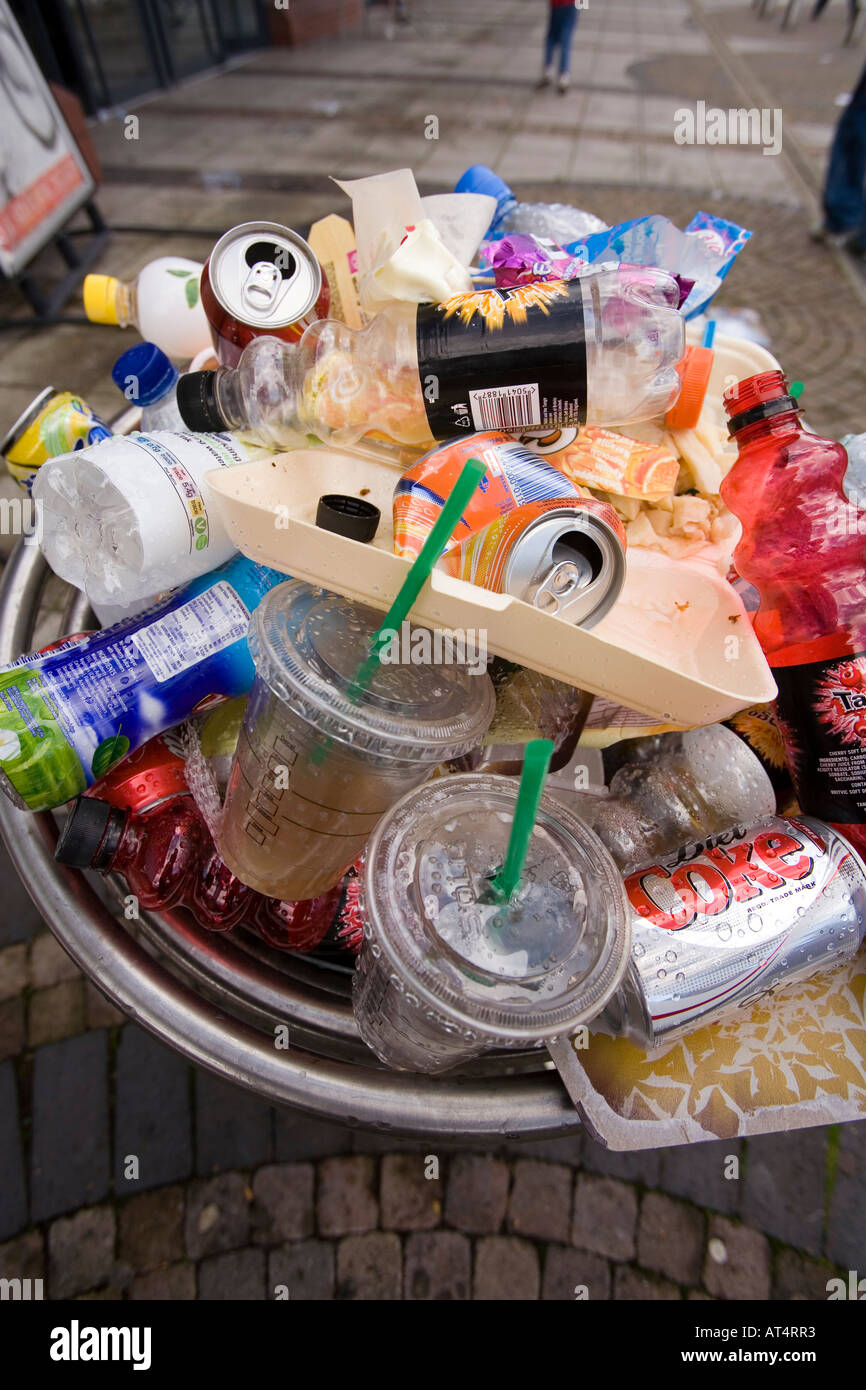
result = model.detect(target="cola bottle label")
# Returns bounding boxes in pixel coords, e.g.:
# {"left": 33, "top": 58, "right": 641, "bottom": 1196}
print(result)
{"left": 415, "top": 279, "right": 587, "bottom": 440}
{"left": 772, "top": 648, "right": 866, "bottom": 825}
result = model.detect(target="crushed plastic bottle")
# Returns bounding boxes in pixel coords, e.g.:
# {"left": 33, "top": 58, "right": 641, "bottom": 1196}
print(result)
{"left": 176, "top": 264, "right": 688, "bottom": 449}
{"left": 455, "top": 164, "right": 608, "bottom": 245}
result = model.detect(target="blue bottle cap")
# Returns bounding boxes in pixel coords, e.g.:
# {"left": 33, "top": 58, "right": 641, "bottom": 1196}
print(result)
{"left": 454, "top": 164, "right": 515, "bottom": 215}
{"left": 111, "top": 342, "right": 178, "bottom": 407}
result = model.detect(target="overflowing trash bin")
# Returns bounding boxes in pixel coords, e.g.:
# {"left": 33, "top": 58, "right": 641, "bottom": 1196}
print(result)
{"left": 1, "top": 162, "right": 864, "bottom": 1147}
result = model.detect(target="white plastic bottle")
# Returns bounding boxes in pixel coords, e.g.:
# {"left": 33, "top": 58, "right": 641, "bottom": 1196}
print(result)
{"left": 83, "top": 258, "right": 212, "bottom": 360}
{"left": 176, "top": 264, "right": 689, "bottom": 450}
{"left": 33, "top": 430, "right": 257, "bottom": 608}
{"left": 111, "top": 342, "right": 185, "bottom": 431}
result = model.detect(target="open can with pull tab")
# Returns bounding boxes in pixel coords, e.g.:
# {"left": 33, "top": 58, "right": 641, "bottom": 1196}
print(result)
{"left": 200, "top": 220, "right": 331, "bottom": 368}
{"left": 441, "top": 496, "right": 627, "bottom": 629}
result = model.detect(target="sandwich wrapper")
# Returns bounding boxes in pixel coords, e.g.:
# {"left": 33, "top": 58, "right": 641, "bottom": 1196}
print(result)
{"left": 333, "top": 169, "right": 484, "bottom": 314}
{"left": 547, "top": 954, "right": 866, "bottom": 1149}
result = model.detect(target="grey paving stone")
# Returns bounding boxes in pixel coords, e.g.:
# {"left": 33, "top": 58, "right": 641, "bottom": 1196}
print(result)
{"left": 826, "top": 1119, "right": 866, "bottom": 1270}
{"left": 251, "top": 1163, "right": 314, "bottom": 1244}
{"left": 0, "top": 996, "right": 24, "bottom": 1062}
{"left": 404, "top": 1231, "right": 470, "bottom": 1300}
{"left": 637, "top": 1191, "right": 705, "bottom": 1287}
{"left": 130, "top": 1262, "right": 196, "bottom": 1300}
{"left": 317, "top": 1156, "right": 378, "bottom": 1237}
{"left": 336, "top": 1233, "right": 402, "bottom": 1300}
{"left": 502, "top": 1133, "right": 585, "bottom": 1165}
{"left": 195, "top": 1069, "right": 273, "bottom": 1176}
{"left": 0, "top": 840, "right": 45, "bottom": 946}
{"left": 118, "top": 1186, "right": 185, "bottom": 1272}
{"left": 0, "top": 1229, "right": 44, "bottom": 1282}
{"left": 84, "top": 982, "right": 125, "bottom": 1030}
{"left": 30, "top": 932, "right": 80, "bottom": 988}
{"left": 659, "top": 1138, "right": 743, "bottom": 1215}
{"left": 48, "top": 1205, "right": 116, "bottom": 1299}
{"left": 351, "top": 1131, "right": 427, "bottom": 1155}
{"left": 541, "top": 1244, "right": 611, "bottom": 1300}
{"left": 703, "top": 1216, "right": 772, "bottom": 1301}
{"left": 269, "top": 1239, "right": 335, "bottom": 1300}
{"left": 0, "top": 1061, "right": 26, "bottom": 1241}
{"left": 114, "top": 1026, "right": 192, "bottom": 1192}
{"left": 474, "top": 1235, "right": 540, "bottom": 1301}
{"left": 27, "top": 980, "right": 86, "bottom": 1048}
{"left": 198, "top": 1247, "right": 266, "bottom": 1300}
{"left": 773, "top": 1247, "right": 840, "bottom": 1301}
{"left": 582, "top": 1138, "right": 662, "bottom": 1187}
{"left": 0, "top": 943, "right": 28, "bottom": 1001}
{"left": 741, "top": 1129, "right": 826, "bottom": 1257}
{"left": 185, "top": 1173, "right": 251, "bottom": 1260}
{"left": 444, "top": 1153, "right": 510, "bottom": 1234}
{"left": 507, "top": 1160, "right": 572, "bottom": 1243}
{"left": 614, "top": 1266, "right": 682, "bottom": 1300}
{"left": 571, "top": 1174, "right": 638, "bottom": 1263}
{"left": 31, "top": 1031, "right": 110, "bottom": 1220}
{"left": 380, "top": 1153, "right": 441, "bottom": 1232}
{"left": 274, "top": 1106, "right": 353, "bottom": 1161}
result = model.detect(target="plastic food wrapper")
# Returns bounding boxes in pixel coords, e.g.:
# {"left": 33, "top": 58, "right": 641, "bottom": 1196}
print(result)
{"left": 333, "top": 169, "right": 473, "bottom": 314}
{"left": 564, "top": 212, "right": 752, "bottom": 319}
{"left": 420, "top": 192, "right": 497, "bottom": 265}
{"left": 521, "top": 425, "right": 680, "bottom": 502}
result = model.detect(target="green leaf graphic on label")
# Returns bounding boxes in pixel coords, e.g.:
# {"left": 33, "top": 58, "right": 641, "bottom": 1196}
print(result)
{"left": 92, "top": 734, "right": 130, "bottom": 779}
{"left": 166, "top": 268, "right": 193, "bottom": 278}
{"left": 185, "top": 277, "right": 200, "bottom": 309}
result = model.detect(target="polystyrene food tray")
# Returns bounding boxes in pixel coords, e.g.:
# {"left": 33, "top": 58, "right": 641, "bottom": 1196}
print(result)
{"left": 206, "top": 447, "right": 776, "bottom": 727}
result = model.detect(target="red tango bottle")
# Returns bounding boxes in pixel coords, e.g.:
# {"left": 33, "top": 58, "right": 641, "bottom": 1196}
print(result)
{"left": 722, "top": 370, "right": 866, "bottom": 857}
{"left": 54, "top": 732, "right": 343, "bottom": 950}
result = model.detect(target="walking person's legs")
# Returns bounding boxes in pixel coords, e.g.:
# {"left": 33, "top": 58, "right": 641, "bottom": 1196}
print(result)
{"left": 539, "top": 6, "right": 562, "bottom": 86}
{"left": 821, "top": 97, "right": 866, "bottom": 242}
{"left": 556, "top": 5, "right": 579, "bottom": 92}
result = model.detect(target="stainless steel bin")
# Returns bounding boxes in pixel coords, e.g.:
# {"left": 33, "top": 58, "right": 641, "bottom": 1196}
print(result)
{"left": 0, "top": 540, "right": 580, "bottom": 1141}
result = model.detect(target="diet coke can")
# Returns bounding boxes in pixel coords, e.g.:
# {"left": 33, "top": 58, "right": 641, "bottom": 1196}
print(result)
{"left": 599, "top": 817, "right": 866, "bottom": 1048}
{"left": 201, "top": 221, "right": 330, "bottom": 367}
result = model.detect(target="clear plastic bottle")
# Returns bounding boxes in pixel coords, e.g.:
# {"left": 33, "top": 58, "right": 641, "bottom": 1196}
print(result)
{"left": 83, "top": 257, "right": 212, "bottom": 360}
{"left": 455, "top": 164, "right": 608, "bottom": 245}
{"left": 176, "top": 265, "right": 687, "bottom": 450}
{"left": 561, "top": 724, "right": 776, "bottom": 872}
{"left": 111, "top": 342, "right": 185, "bottom": 431}
{"left": 33, "top": 429, "right": 256, "bottom": 607}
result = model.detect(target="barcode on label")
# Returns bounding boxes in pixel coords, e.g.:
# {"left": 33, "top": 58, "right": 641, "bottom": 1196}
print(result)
{"left": 469, "top": 383, "right": 541, "bottom": 432}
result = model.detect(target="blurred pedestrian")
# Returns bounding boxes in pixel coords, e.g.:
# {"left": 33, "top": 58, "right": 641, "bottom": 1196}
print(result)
{"left": 813, "top": 57, "right": 866, "bottom": 258}
{"left": 538, "top": 0, "right": 581, "bottom": 94}
{"left": 811, "top": 0, "right": 860, "bottom": 46}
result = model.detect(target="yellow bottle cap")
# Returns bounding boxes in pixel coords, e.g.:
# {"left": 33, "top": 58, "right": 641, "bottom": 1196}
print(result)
{"left": 83, "top": 274, "right": 120, "bottom": 325}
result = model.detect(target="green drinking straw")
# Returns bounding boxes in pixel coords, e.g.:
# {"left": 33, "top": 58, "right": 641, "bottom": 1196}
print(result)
{"left": 311, "top": 456, "right": 487, "bottom": 765}
{"left": 790, "top": 381, "right": 804, "bottom": 400}
{"left": 347, "top": 455, "right": 488, "bottom": 699}
{"left": 489, "top": 738, "right": 555, "bottom": 904}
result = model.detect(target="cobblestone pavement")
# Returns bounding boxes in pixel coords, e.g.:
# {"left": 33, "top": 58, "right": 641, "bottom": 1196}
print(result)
{"left": 1, "top": 0, "right": 866, "bottom": 1300}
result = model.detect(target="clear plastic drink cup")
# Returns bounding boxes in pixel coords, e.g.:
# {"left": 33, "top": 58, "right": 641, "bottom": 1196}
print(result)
{"left": 353, "top": 772, "right": 631, "bottom": 1074}
{"left": 218, "top": 582, "right": 495, "bottom": 900}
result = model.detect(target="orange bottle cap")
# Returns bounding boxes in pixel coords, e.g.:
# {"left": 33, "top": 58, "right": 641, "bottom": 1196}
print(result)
{"left": 665, "top": 344, "right": 714, "bottom": 431}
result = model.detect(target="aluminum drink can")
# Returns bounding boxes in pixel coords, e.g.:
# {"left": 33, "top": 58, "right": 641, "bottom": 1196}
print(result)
{"left": 601, "top": 816, "right": 866, "bottom": 1049}
{"left": 201, "top": 221, "right": 330, "bottom": 367}
{"left": 441, "top": 496, "right": 626, "bottom": 628}
{"left": 2, "top": 388, "right": 111, "bottom": 491}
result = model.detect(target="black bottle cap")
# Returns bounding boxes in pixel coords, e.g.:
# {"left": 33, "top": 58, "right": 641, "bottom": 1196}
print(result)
{"left": 316, "top": 494, "right": 380, "bottom": 543}
{"left": 177, "top": 371, "right": 225, "bottom": 432}
{"left": 55, "top": 797, "right": 125, "bottom": 870}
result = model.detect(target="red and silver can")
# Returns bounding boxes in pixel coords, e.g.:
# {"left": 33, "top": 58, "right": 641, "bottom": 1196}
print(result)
{"left": 601, "top": 817, "right": 866, "bottom": 1048}
{"left": 201, "top": 221, "right": 330, "bottom": 367}
{"left": 441, "top": 496, "right": 626, "bottom": 629}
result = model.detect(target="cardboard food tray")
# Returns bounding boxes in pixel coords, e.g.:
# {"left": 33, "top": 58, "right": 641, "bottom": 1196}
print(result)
{"left": 207, "top": 442, "right": 776, "bottom": 727}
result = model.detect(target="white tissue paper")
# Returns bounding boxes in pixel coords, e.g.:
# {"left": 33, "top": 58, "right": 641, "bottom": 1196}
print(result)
{"left": 333, "top": 168, "right": 473, "bottom": 314}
